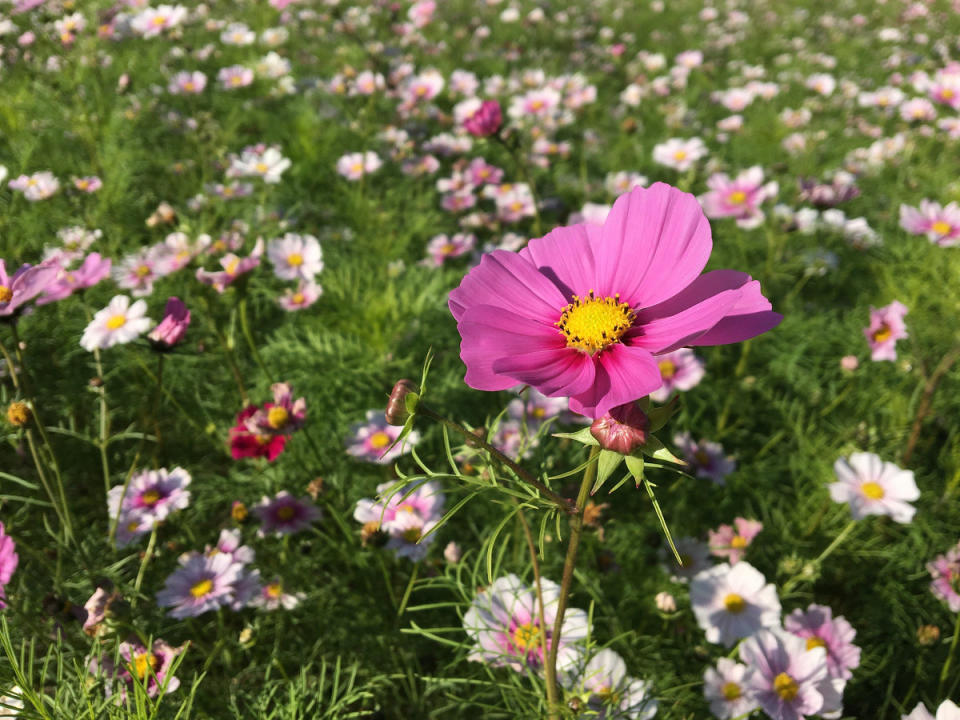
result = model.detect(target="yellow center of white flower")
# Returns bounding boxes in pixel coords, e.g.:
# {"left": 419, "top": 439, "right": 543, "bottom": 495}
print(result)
{"left": 136, "top": 264, "right": 151, "bottom": 277}
{"left": 773, "top": 672, "right": 799, "bottom": 701}
{"left": 729, "top": 190, "right": 747, "bottom": 204}
{"left": 106, "top": 314, "right": 127, "bottom": 330}
{"left": 151, "top": 15, "right": 167, "bottom": 26}
{"left": 132, "top": 652, "right": 158, "bottom": 679}
{"left": 350, "top": 163, "right": 363, "bottom": 175}
{"left": 556, "top": 292, "right": 636, "bottom": 354}
{"left": 724, "top": 593, "right": 746, "bottom": 613}
{"left": 0, "top": 286, "right": 12, "bottom": 303}
{"left": 722, "top": 681, "right": 742, "bottom": 700}
{"left": 292, "top": 293, "right": 305, "bottom": 304}
{"left": 231, "top": 76, "right": 243, "bottom": 86}
{"left": 806, "top": 636, "right": 826, "bottom": 651}
{"left": 255, "top": 162, "right": 268, "bottom": 173}
{"left": 673, "top": 150, "right": 688, "bottom": 161}
{"left": 190, "top": 579, "right": 213, "bottom": 598}
{"left": 267, "top": 406, "right": 289, "bottom": 429}
{"left": 658, "top": 359, "right": 676, "bottom": 379}
{"left": 266, "top": 582, "right": 282, "bottom": 598}
{"left": 287, "top": 253, "right": 303, "bottom": 267}
{"left": 932, "top": 221, "right": 951, "bottom": 235}
{"left": 861, "top": 481, "right": 885, "bottom": 499}
{"left": 512, "top": 622, "right": 539, "bottom": 651}
{"left": 369, "top": 431, "right": 391, "bottom": 449}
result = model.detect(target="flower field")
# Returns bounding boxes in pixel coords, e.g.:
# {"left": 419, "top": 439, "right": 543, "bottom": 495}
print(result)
{"left": 1, "top": 0, "right": 959, "bottom": 718}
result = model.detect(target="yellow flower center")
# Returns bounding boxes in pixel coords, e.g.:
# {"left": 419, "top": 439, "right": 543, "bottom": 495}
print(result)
{"left": 267, "top": 406, "right": 289, "bottom": 429}
{"left": 0, "top": 286, "right": 12, "bottom": 303}
{"left": 806, "top": 636, "right": 827, "bottom": 651}
{"left": 127, "top": 520, "right": 140, "bottom": 533}
{"left": 512, "top": 621, "right": 539, "bottom": 651}
{"left": 266, "top": 582, "right": 282, "bottom": 598}
{"left": 350, "top": 163, "right": 363, "bottom": 174}
{"left": 231, "top": 76, "right": 243, "bottom": 86}
{"left": 673, "top": 150, "right": 687, "bottom": 161}
{"left": 287, "top": 253, "right": 303, "bottom": 267}
{"left": 190, "top": 579, "right": 213, "bottom": 598}
{"left": 730, "top": 535, "right": 748, "bottom": 549}
{"left": 402, "top": 527, "right": 422, "bottom": 543}
{"left": 694, "top": 449, "right": 711, "bottom": 465}
{"left": 943, "top": 88, "right": 955, "bottom": 99}
{"left": 106, "top": 314, "right": 127, "bottom": 330}
{"left": 530, "top": 99, "right": 544, "bottom": 110}
{"left": 141, "top": 489, "right": 161, "bottom": 506}
{"left": 183, "top": 81, "right": 195, "bottom": 92}
{"left": 226, "top": 258, "right": 240, "bottom": 275}
{"left": 292, "top": 292, "right": 305, "bottom": 304}
{"left": 151, "top": 15, "right": 167, "bottom": 26}
{"left": 872, "top": 325, "right": 892, "bottom": 343}
{"left": 135, "top": 264, "right": 151, "bottom": 277}
{"left": 932, "top": 220, "right": 952, "bottom": 235}
{"left": 369, "top": 431, "right": 392, "bottom": 449}
{"left": 255, "top": 162, "right": 268, "bottom": 173}
{"left": 773, "top": 672, "right": 799, "bottom": 701}
{"left": 861, "top": 481, "right": 885, "bottom": 499}
{"left": 556, "top": 292, "right": 636, "bottom": 354}
{"left": 722, "top": 681, "right": 742, "bottom": 700}
{"left": 729, "top": 190, "right": 747, "bottom": 205}
{"left": 132, "top": 652, "right": 158, "bottom": 679}
{"left": 658, "top": 359, "right": 676, "bottom": 379}
{"left": 276, "top": 505, "right": 296, "bottom": 521}
{"left": 724, "top": 593, "right": 746, "bottom": 613}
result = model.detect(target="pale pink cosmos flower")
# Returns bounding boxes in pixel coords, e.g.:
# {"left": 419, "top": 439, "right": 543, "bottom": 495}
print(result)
{"left": 205, "top": 528, "right": 255, "bottom": 566}
{"left": 230, "top": 146, "right": 291, "bottom": 184}
{"left": 113, "top": 247, "right": 166, "bottom": 297}
{"left": 277, "top": 280, "right": 321, "bottom": 311}
{"left": 218, "top": 65, "right": 254, "bottom": 90}
{"left": 94, "top": 638, "right": 183, "bottom": 700}
{"left": 406, "top": 69, "right": 445, "bottom": 102}
{"left": 900, "top": 97, "right": 937, "bottom": 122}
{"left": 708, "top": 518, "right": 763, "bottom": 564}
{"left": 354, "top": 480, "right": 445, "bottom": 561}
{"left": 806, "top": 73, "right": 836, "bottom": 96}
{"left": 740, "top": 629, "right": 843, "bottom": 720}
{"left": 699, "top": 166, "right": 779, "bottom": 229}
{"left": 650, "top": 348, "right": 705, "bottom": 402}
{"left": 252, "top": 491, "right": 321, "bottom": 537}
{"left": 703, "top": 658, "right": 758, "bottom": 720}
{"left": 80, "top": 295, "right": 152, "bottom": 352}
{"left": 829, "top": 452, "right": 919, "bottom": 524}
{"left": 466, "top": 158, "right": 503, "bottom": 186}
{"left": 899, "top": 200, "right": 960, "bottom": 247}
{"left": 864, "top": 300, "right": 908, "bottom": 361}
{"left": 267, "top": 233, "right": 323, "bottom": 281}
{"left": 568, "top": 649, "right": 658, "bottom": 719}
{"left": 8, "top": 171, "right": 59, "bottom": 201}
{"left": 674, "top": 432, "right": 736, "bottom": 485}
{"left": 785, "top": 604, "right": 861, "bottom": 681}
{"left": 691, "top": 562, "right": 781, "bottom": 647}
{"left": 168, "top": 70, "right": 207, "bottom": 95}
{"left": 930, "top": 79, "right": 960, "bottom": 109}
{"left": 0, "top": 523, "right": 18, "bottom": 609}
{"left": 450, "top": 183, "right": 779, "bottom": 419}
{"left": 424, "top": 233, "right": 476, "bottom": 266}
{"left": 508, "top": 88, "right": 562, "bottom": 121}
{"left": 346, "top": 410, "right": 420, "bottom": 464}
{"left": 926, "top": 540, "right": 960, "bottom": 612}
{"left": 72, "top": 176, "right": 102, "bottom": 193}
{"left": 246, "top": 382, "right": 306, "bottom": 436}
{"left": 129, "top": 4, "right": 188, "bottom": 37}
{"left": 336, "top": 152, "right": 382, "bottom": 181}
{"left": 251, "top": 578, "right": 304, "bottom": 610}
{"left": 903, "top": 701, "right": 960, "bottom": 720}
{"left": 652, "top": 138, "right": 708, "bottom": 171}
{"left": 196, "top": 238, "right": 264, "bottom": 293}
{"left": 0, "top": 260, "right": 59, "bottom": 317}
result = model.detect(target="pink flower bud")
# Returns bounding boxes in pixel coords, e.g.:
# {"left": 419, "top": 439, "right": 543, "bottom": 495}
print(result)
{"left": 444, "top": 541, "right": 461, "bottom": 564}
{"left": 840, "top": 355, "right": 859, "bottom": 371}
{"left": 148, "top": 297, "right": 190, "bottom": 350}
{"left": 590, "top": 402, "right": 649, "bottom": 454}
{"left": 385, "top": 379, "right": 418, "bottom": 426}
{"left": 463, "top": 100, "right": 502, "bottom": 138}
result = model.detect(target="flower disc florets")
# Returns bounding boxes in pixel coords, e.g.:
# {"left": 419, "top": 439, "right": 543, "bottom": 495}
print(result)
{"left": 556, "top": 291, "right": 635, "bottom": 354}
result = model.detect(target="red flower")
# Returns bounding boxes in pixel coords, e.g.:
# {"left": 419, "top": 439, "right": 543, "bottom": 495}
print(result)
{"left": 229, "top": 406, "right": 287, "bottom": 461}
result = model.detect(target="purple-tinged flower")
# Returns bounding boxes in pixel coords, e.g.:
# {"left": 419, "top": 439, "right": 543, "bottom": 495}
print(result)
{"left": 0, "top": 523, "right": 18, "bottom": 609}
{"left": 864, "top": 301, "right": 908, "bottom": 361}
{"left": 73, "top": 176, "right": 102, "bottom": 193}
{"left": 346, "top": 409, "right": 420, "bottom": 464}
{"left": 903, "top": 700, "right": 960, "bottom": 720}
{"left": 463, "top": 574, "right": 590, "bottom": 676}
{"left": 463, "top": 99, "right": 503, "bottom": 137}
{"left": 784, "top": 604, "right": 861, "bottom": 680}
{"left": 739, "top": 629, "right": 843, "bottom": 720}
{"left": 830, "top": 452, "right": 918, "bottom": 524}
{"left": 424, "top": 233, "right": 476, "bottom": 267}
{"left": 899, "top": 200, "right": 960, "bottom": 247}
{"left": 354, "top": 480, "right": 445, "bottom": 561}
{"left": 205, "top": 528, "right": 255, "bottom": 565}
{"left": 107, "top": 467, "right": 192, "bottom": 547}
{"left": 196, "top": 238, "right": 263, "bottom": 293}
{"left": 246, "top": 382, "right": 306, "bottom": 436}
{"left": 650, "top": 348, "right": 705, "bottom": 402}
{"left": 690, "top": 562, "right": 781, "bottom": 647}
{"left": 37, "top": 253, "right": 111, "bottom": 305}
{"left": 568, "top": 648, "right": 658, "bottom": 719}
{"left": 155, "top": 552, "right": 244, "bottom": 618}
{"left": 590, "top": 402, "right": 649, "bottom": 454}
{"left": 168, "top": 70, "right": 207, "bottom": 95}
{"left": 252, "top": 491, "right": 321, "bottom": 537}
{"left": 0, "top": 261, "right": 59, "bottom": 318}
{"left": 704, "top": 657, "right": 758, "bottom": 720}
{"left": 94, "top": 638, "right": 183, "bottom": 700}
{"left": 218, "top": 65, "right": 254, "bottom": 89}
{"left": 673, "top": 432, "right": 736, "bottom": 485}
{"left": 506, "top": 389, "right": 569, "bottom": 430}
{"left": 662, "top": 536, "right": 711, "bottom": 583}
{"left": 148, "top": 297, "right": 190, "bottom": 351}
{"left": 927, "top": 540, "right": 960, "bottom": 612}
{"left": 708, "top": 518, "right": 763, "bottom": 564}
{"left": 8, "top": 171, "right": 59, "bottom": 201}
{"left": 250, "top": 578, "right": 304, "bottom": 610}
{"left": 700, "top": 166, "right": 778, "bottom": 229}
{"left": 228, "top": 568, "right": 262, "bottom": 610}
{"left": 798, "top": 176, "right": 861, "bottom": 208}
{"left": 277, "top": 280, "right": 322, "bottom": 311}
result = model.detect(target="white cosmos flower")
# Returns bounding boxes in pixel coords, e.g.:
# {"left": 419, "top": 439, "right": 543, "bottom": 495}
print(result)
{"left": 690, "top": 562, "right": 781, "bottom": 647}
{"left": 267, "top": 233, "right": 323, "bottom": 282}
{"left": 829, "top": 452, "right": 919, "bottom": 524}
{"left": 80, "top": 295, "right": 152, "bottom": 351}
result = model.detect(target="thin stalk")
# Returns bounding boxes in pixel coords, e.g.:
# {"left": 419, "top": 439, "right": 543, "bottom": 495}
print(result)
{"left": 939, "top": 610, "right": 960, "bottom": 697}
{"left": 134, "top": 526, "right": 159, "bottom": 596}
{"left": 417, "top": 404, "right": 574, "bottom": 514}
{"left": 546, "top": 445, "right": 600, "bottom": 720}
{"left": 902, "top": 344, "right": 960, "bottom": 464}
{"left": 215, "top": 327, "right": 248, "bottom": 404}
{"left": 782, "top": 519, "right": 857, "bottom": 594}
{"left": 151, "top": 354, "right": 165, "bottom": 461}
{"left": 239, "top": 297, "right": 272, "bottom": 379}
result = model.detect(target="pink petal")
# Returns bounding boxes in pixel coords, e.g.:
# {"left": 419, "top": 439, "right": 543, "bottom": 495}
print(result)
{"left": 493, "top": 347, "right": 596, "bottom": 397}
{"left": 448, "top": 250, "right": 566, "bottom": 324}
{"left": 519, "top": 223, "right": 600, "bottom": 298}
{"left": 593, "top": 183, "right": 712, "bottom": 308}
{"left": 629, "top": 287, "right": 744, "bottom": 353}
{"left": 569, "top": 344, "right": 660, "bottom": 418}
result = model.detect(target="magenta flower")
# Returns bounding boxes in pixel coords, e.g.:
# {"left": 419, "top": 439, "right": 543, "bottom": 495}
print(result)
{"left": 148, "top": 297, "right": 190, "bottom": 351}
{"left": 699, "top": 166, "right": 778, "bottom": 229}
{"left": 37, "top": 252, "right": 111, "bottom": 305}
{"left": 0, "top": 523, "right": 18, "bottom": 609}
{"left": 708, "top": 517, "right": 763, "bottom": 564}
{"left": 650, "top": 348, "right": 705, "bottom": 402}
{"left": 864, "top": 301, "right": 908, "bottom": 362}
{"left": 252, "top": 491, "right": 321, "bottom": 537}
{"left": 0, "top": 260, "right": 59, "bottom": 318}
{"left": 899, "top": 200, "right": 960, "bottom": 247}
{"left": 927, "top": 540, "right": 960, "bottom": 612}
{"left": 784, "top": 604, "right": 861, "bottom": 681}
{"left": 463, "top": 99, "right": 503, "bottom": 137}
{"left": 449, "top": 183, "right": 780, "bottom": 419}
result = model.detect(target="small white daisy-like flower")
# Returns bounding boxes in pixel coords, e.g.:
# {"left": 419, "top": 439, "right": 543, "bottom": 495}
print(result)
{"left": 829, "top": 452, "right": 919, "bottom": 524}
{"left": 80, "top": 295, "right": 152, "bottom": 352}
{"left": 690, "top": 562, "right": 781, "bottom": 647}
{"left": 266, "top": 233, "right": 323, "bottom": 282}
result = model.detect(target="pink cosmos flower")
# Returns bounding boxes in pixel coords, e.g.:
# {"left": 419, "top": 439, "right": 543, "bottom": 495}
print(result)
{"left": 94, "top": 638, "right": 182, "bottom": 700}
{"left": 155, "top": 552, "right": 244, "bottom": 618}
{"left": 8, "top": 171, "right": 59, "bottom": 201}
{"left": 346, "top": 409, "right": 420, "bottom": 464}
{"left": 336, "top": 152, "right": 382, "bottom": 181}
{"left": 0, "top": 523, "right": 18, "bottom": 609}
{"left": 0, "top": 260, "right": 59, "bottom": 317}
{"left": 708, "top": 517, "right": 763, "bottom": 564}
{"left": 147, "top": 297, "right": 190, "bottom": 350}
{"left": 900, "top": 98, "right": 936, "bottom": 122}
{"left": 927, "top": 540, "right": 960, "bottom": 612}
{"left": 72, "top": 176, "right": 102, "bottom": 193}
{"left": 674, "top": 432, "right": 736, "bottom": 485}
{"left": 196, "top": 238, "right": 263, "bottom": 293}
{"left": 691, "top": 562, "right": 781, "bottom": 647}
{"left": 784, "top": 604, "right": 861, "bottom": 681}
{"left": 449, "top": 183, "right": 780, "bottom": 419}
{"left": 218, "top": 65, "right": 254, "bottom": 90}
{"left": 703, "top": 658, "right": 758, "bottom": 720}
{"left": 250, "top": 577, "right": 303, "bottom": 610}
{"left": 463, "top": 99, "right": 503, "bottom": 137}
{"left": 899, "top": 200, "right": 960, "bottom": 247}
{"left": 829, "top": 452, "right": 919, "bottom": 524}
{"left": 699, "top": 166, "right": 778, "bottom": 229}
{"left": 246, "top": 382, "right": 306, "bottom": 435}
{"left": 864, "top": 301, "right": 908, "bottom": 361}
{"left": 354, "top": 480, "right": 445, "bottom": 561}
{"left": 424, "top": 233, "right": 476, "bottom": 266}
{"left": 650, "top": 348, "right": 705, "bottom": 402}
{"left": 252, "top": 491, "right": 321, "bottom": 537}
{"left": 168, "top": 70, "right": 207, "bottom": 95}
{"left": 277, "top": 280, "right": 321, "bottom": 311}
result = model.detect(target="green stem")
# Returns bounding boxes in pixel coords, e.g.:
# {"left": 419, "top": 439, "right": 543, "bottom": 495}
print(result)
{"left": 239, "top": 297, "right": 272, "bottom": 379}
{"left": 782, "top": 519, "right": 857, "bottom": 594}
{"left": 152, "top": 354, "right": 165, "bottom": 462}
{"left": 109, "top": 446, "right": 143, "bottom": 546}
{"left": 546, "top": 445, "right": 599, "bottom": 720}
{"left": 134, "top": 526, "right": 158, "bottom": 596}
{"left": 939, "top": 610, "right": 960, "bottom": 697}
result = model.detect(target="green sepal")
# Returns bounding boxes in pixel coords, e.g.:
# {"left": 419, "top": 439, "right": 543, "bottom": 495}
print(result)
{"left": 404, "top": 391, "right": 420, "bottom": 416}
{"left": 591, "top": 449, "right": 624, "bottom": 494}
{"left": 640, "top": 435, "right": 685, "bottom": 465}
{"left": 647, "top": 395, "right": 680, "bottom": 433}
{"left": 625, "top": 454, "right": 645, "bottom": 486}
{"left": 552, "top": 426, "right": 599, "bottom": 446}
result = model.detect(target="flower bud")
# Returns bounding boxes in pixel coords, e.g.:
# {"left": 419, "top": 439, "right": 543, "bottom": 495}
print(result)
{"left": 385, "top": 379, "right": 418, "bottom": 426}
{"left": 444, "top": 541, "right": 462, "bottom": 564}
{"left": 655, "top": 591, "right": 677, "bottom": 613}
{"left": 463, "top": 99, "right": 502, "bottom": 137}
{"left": 917, "top": 624, "right": 940, "bottom": 646}
{"left": 6, "top": 401, "right": 30, "bottom": 427}
{"left": 148, "top": 297, "right": 190, "bottom": 351}
{"left": 590, "top": 402, "right": 649, "bottom": 454}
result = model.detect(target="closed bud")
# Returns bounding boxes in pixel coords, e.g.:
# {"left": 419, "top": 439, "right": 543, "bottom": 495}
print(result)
{"left": 444, "top": 541, "right": 462, "bottom": 564}
{"left": 463, "top": 99, "right": 503, "bottom": 137}
{"left": 917, "top": 624, "right": 940, "bottom": 646}
{"left": 590, "top": 402, "right": 649, "bottom": 454}
{"left": 655, "top": 591, "right": 677, "bottom": 613}
{"left": 6, "top": 401, "right": 30, "bottom": 427}
{"left": 385, "top": 379, "right": 418, "bottom": 426}
{"left": 148, "top": 297, "right": 190, "bottom": 351}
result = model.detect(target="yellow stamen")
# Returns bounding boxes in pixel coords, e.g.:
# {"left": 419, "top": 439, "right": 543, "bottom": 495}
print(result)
{"left": 723, "top": 593, "right": 746, "bottom": 614}
{"left": 872, "top": 325, "right": 892, "bottom": 343}
{"left": 402, "top": 527, "right": 422, "bottom": 543}
{"left": 806, "top": 636, "right": 826, "bottom": 651}
{"left": 932, "top": 220, "right": 952, "bottom": 235}
{"left": 728, "top": 190, "right": 747, "bottom": 205}
{"left": 658, "top": 359, "right": 676, "bottom": 379}
{"left": 286, "top": 253, "right": 304, "bottom": 267}
{"left": 512, "top": 622, "right": 539, "bottom": 651}
{"left": 135, "top": 264, "right": 151, "bottom": 277}
{"left": 106, "top": 314, "right": 127, "bottom": 330}
{"left": 673, "top": 150, "right": 688, "bottom": 161}
{"left": 730, "top": 535, "right": 748, "bottom": 549}
{"left": 141, "top": 489, "right": 161, "bottom": 506}
{"left": 266, "top": 582, "right": 282, "bottom": 598}
{"left": 132, "top": 652, "right": 158, "bottom": 679}
{"left": 369, "top": 431, "right": 392, "bottom": 449}
{"left": 292, "top": 292, "right": 305, "bottom": 304}
{"left": 255, "top": 162, "right": 268, "bottom": 173}
{"left": 267, "top": 406, "right": 289, "bottom": 429}
{"left": 861, "top": 481, "right": 885, "bottom": 500}
{"left": 276, "top": 505, "right": 295, "bottom": 521}
{"left": 226, "top": 258, "right": 240, "bottom": 275}
{"left": 773, "top": 672, "right": 799, "bottom": 701}
{"left": 0, "top": 286, "right": 12, "bottom": 303}
{"left": 722, "top": 681, "right": 742, "bottom": 700}
{"left": 190, "top": 579, "right": 213, "bottom": 598}
{"left": 556, "top": 291, "right": 636, "bottom": 354}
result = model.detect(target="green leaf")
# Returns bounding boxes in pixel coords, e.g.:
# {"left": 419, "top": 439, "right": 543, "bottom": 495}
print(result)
{"left": 643, "top": 477, "right": 681, "bottom": 565}
{"left": 647, "top": 395, "right": 680, "bottom": 432}
{"left": 591, "top": 449, "right": 624, "bottom": 494}
{"left": 552, "top": 426, "right": 598, "bottom": 446}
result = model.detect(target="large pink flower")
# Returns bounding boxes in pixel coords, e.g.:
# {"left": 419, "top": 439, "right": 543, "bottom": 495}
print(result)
{"left": 449, "top": 183, "right": 781, "bottom": 418}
